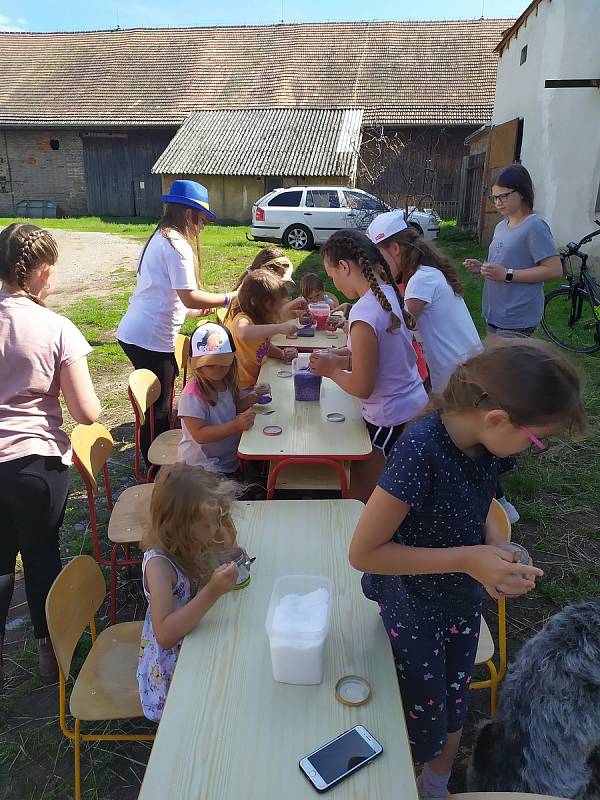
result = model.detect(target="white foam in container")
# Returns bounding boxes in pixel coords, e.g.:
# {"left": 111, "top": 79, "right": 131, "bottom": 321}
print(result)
{"left": 265, "top": 574, "right": 334, "bottom": 685}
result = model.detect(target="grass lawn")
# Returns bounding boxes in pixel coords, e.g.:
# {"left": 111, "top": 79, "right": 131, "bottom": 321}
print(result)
{"left": 1, "top": 218, "right": 598, "bottom": 799}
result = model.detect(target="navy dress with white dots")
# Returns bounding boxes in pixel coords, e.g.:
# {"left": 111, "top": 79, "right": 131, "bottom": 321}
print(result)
{"left": 362, "top": 412, "right": 511, "bottom": 765}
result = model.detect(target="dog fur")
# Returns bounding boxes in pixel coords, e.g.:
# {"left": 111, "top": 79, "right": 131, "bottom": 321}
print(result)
{"left": 468, "top": 598, "right": 600, "bottom": 799}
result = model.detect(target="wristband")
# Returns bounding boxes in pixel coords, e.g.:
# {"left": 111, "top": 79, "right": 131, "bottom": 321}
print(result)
{"left": 223, "top": 292, "right": 230, "bottom": 307}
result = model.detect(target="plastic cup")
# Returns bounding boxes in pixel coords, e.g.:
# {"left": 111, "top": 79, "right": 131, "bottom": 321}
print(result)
{"left": 283, "top": 347, "right": 298, "bottom": 364}
{"left": 254, "top": 382, "right": 272, "bottom": 404}
{"left": 494, "top": 542, "right": 532, "bottom": 597}
{"left": 309, "top": 302, "right": 330, "bottom": 331}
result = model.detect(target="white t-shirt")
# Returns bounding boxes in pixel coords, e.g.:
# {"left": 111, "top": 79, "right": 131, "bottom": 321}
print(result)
{"left": 116, "top": 230, "right": 197, "bottom": 352}
{"left": 405, "top": 266, "right": 482, "bottom": 393}
{"left": 177, "top": 379, "right": 240, "bottom": 474}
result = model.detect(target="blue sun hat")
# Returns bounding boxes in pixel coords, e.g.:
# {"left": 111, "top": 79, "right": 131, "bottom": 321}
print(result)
{"left": 161, "top": 179, "right": 216, "bottom": 220}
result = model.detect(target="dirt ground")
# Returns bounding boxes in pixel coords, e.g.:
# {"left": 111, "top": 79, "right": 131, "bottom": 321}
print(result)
{"left": 42, "top": 229, "right": 141, "bottom": 307}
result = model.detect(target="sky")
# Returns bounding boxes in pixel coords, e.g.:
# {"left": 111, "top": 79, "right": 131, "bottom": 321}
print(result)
{"left": 0, "top": 0, "right": 528, "bottom": 32}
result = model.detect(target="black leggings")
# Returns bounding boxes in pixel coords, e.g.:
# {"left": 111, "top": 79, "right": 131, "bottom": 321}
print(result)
{"left": 0, "top": 454, "right": 69, "bottom": 638}
{"left": 118, "top": 341, "right": 178, "bottom": 466}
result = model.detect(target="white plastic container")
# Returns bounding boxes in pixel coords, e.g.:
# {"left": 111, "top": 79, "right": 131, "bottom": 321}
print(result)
{"left": 265, "top": 574, "right": 334, "bottom": 685}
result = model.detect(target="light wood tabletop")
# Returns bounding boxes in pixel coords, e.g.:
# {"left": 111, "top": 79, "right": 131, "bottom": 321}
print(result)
{"left": 271, "top": 326, "right": 347, "bottom": 350}
{"left": 238, "top": 358, "right": 371, "bottom": 461}
{"left": 138, "top": 500, "right": 418, "bottom": 800}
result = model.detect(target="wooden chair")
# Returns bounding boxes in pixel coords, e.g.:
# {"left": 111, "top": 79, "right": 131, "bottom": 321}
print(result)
{"left": 46, "top": 555, "right": 154, "bottom": 800}
{"left": 216, "top": 307, "right": 228, "bottom": 324}
{"left": 266, "top": 458, "right": 350, "bottom": 499}
{"left": 128, "top": 368, "right": 182, "bottom": 482}
{"left": 449, "top": 794, "right": 568, "bottom": 800}
{"left": 470, "top": 498, "right": 511, "bottom": 717}
{"left": 169, "top": 334, "right": 191, "bottom": 426}
{"left": 71, "top": 422, "right": 153, "bottom": 625}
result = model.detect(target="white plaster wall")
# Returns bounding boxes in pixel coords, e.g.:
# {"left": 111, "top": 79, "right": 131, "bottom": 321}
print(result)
{"left": 492, "top": 0, "right": 600, "bottom": 271}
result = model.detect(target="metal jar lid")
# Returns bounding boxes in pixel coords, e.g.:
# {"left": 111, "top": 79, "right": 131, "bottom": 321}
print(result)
{"left": 335, "top": 675, "right": 372, "bottom": 707}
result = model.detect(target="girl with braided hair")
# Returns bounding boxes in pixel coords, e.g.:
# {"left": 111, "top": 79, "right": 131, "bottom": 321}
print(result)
{"left": 310, "top": 229, "right": 427, "bottom": 502}
{"left": 0, "top": 223, "right": 101, "bottom": 689}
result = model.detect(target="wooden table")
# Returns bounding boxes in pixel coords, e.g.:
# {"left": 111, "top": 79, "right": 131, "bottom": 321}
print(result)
{"left": 238, "top": 358, "right": 371, "bottom": 462}
{"left": 139, "top": 500, "right": 418, "bottom": 800}
{"left": 271, "top": 326, "right": 347, "bottom": 351}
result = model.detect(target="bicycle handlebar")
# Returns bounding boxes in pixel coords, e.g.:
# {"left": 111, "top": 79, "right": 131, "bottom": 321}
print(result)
{"left": 563, "top": 220, "right": 600, "bottom": 255}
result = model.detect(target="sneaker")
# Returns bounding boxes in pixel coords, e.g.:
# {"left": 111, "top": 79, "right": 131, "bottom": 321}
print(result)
{"left": 497, "top": 496, "right": 520, "bottom": 524}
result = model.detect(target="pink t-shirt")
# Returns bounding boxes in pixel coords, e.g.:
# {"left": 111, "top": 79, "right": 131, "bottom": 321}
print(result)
{"left": 348, "top": 285, "right": 427, "bottom": 426}
{"left": 0, "top": 292, "right": 92, "bottom": 464}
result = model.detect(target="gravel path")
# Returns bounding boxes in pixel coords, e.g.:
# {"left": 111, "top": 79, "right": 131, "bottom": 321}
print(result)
{"left": 43, "top": 229, "right": 142, "bottom": 307}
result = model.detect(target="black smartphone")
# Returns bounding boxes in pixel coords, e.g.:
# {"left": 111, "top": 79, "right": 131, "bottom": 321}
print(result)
{"left": 299, "top": 725, "right": 383, "bottom": 793}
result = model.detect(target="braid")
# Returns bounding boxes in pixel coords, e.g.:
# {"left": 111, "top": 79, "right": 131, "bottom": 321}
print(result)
{"left": 14, "top": 228, "right": 47, "bottom": 306}
{"left": 377, "top": 257, "right": 416, "bottom": 331}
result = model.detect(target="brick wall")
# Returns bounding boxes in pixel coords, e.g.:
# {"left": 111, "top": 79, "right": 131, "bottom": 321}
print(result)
{"left": 0, "top": 129, "right": 88, "bottom": 216}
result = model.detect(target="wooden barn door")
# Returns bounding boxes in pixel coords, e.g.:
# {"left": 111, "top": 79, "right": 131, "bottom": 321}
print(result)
{"left": 479, "top": 118, "right": 522, "bottom": 246}
{"left": 83, "top": 135, "right": 135, "bottom": 216}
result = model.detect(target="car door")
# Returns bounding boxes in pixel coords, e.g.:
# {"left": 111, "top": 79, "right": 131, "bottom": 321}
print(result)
{"left": 341, "top": 190, "right": 385, "bottom": 231}
{"left": 303, "top": 189, "right": 345, "bottom": 244}
{"left": 265, "top": 189, "right": 306, "bottom": 236}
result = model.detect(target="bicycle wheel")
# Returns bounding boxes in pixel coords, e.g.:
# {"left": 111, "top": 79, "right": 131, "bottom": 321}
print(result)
{"left": 541, "top": 286, "right": 600, "bottom": 353}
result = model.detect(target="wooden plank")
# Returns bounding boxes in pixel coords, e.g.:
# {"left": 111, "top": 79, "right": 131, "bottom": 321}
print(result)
{"left": 139, "top": 500, "right": 418, "bottom": 800}
{"left": 238, "top": 358, "right": 371, "bottom": 460}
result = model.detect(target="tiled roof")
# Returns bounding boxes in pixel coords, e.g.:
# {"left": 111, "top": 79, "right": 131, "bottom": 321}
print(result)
{"left": 152, "top": 108, "right": 364, "bottom": 176}
{"left": 0, "top": 20, "right": 511, "bottom": 128}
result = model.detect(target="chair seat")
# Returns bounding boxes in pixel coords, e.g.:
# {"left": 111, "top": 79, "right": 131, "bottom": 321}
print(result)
{"left": 474, "top": 615, "right": 495, "bottom": 664}
{"left": 147, "top": 429, "right": 181, "bottom": 466}
{"left": 70, "top": 622, "right": 145, "bottom": 721}
{"left": 108, "top": 484, "right": 153, "bottom": 544}
{"left": 269, "top": 461, "right": 350, "bottom": 492}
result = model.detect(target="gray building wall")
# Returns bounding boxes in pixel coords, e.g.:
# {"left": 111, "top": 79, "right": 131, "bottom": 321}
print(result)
{"left": 0, "top": 129, "right": 87, "bottom": 216}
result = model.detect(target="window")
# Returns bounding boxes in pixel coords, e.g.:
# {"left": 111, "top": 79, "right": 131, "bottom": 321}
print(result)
{"left": 306, "top": 190, "right": 341, "bottom": 209}
{"left": 50, "top": 139, "right": 60, "bottom": 150}
{"left": 268, "top": 190, "right": 303, "bottom": 208}
{"left": 343, "top": 190, "right": 382, "bottom": 211}
{"left": 520, "top": 45, "right": 528, "bottom": 65}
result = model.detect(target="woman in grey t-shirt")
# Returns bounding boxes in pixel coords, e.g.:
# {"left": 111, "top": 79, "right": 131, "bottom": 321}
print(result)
{"left": 464, "top": 163, "right": 562, "bottom": 335}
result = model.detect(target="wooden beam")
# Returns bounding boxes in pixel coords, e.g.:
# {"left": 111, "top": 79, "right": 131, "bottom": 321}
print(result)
{"left": 545, "top": 79, "right": 600, "bottom": 88}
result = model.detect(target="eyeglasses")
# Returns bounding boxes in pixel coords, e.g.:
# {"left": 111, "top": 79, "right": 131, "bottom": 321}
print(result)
{"left": 520, "top": 426, "right": 546, "bottom": 451}
{"left": 489, "top": 190, "right": 517, "bottom": 205}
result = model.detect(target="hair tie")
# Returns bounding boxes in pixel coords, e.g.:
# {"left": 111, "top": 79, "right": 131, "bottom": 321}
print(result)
{"left": 474, "top": 392, "right": 489, "bottom": 407}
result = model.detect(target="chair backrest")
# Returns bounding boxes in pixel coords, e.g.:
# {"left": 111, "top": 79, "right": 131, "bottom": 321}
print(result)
{"left": 174, "top": 334, "right": 191, "bottom": 374}
{"left": 216, "top": 307, "right": 227, "bottom": 324}
{"left": 45, "top": 555, "right": 106, "bottom": 679}
{"left": 489, "top": 498, "right": 511, "bottom": 543}
{"left": 128, "top": 369, "right": 161, "bottom": 424}
{"left": 71, "top": 422, "right": 114, "bottom": 495}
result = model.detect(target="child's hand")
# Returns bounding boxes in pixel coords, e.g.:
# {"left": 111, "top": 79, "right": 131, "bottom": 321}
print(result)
{"left": 463, "top": 258, "right": 483, "bottom": 273}
{"left": 208, "top": 562, "right": 239, "bottom": 595}
{"left": 465, "top": 545, "right": 543, "bottom": 596}
{"left": 309, "top": 350, "right": 335, "bottom": 377}
{"left": 234, "top": 408, "right": 256, "bottom": 432}
{"left": 287, "top": 297, "right": 309, "bottom": 317}
{"left": 279, "top": 320, "right": 299, "bottom": 337}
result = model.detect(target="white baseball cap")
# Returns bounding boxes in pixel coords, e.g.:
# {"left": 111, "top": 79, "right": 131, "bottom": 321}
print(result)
{"left": 366, "top": 210, "right": 408, "bottom": 244}
{"left": 190, "top": 322, "right": 235, "bottom": 366}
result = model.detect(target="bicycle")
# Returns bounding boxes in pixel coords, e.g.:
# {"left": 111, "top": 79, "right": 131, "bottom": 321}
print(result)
{"left": 541, "top": 220, "right": 600, "bottom": 353}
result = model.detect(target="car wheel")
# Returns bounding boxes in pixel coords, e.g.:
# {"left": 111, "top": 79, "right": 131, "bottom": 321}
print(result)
{"left": 283, "top": 224, "right": 314, "bottom": 250}
{"left": 408, "top": 221, "right": 423, "bottom": 235}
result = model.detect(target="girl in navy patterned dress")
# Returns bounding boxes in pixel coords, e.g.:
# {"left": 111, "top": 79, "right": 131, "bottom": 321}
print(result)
{"left": 349, "top": 337, "right": 585, "bottom": 799}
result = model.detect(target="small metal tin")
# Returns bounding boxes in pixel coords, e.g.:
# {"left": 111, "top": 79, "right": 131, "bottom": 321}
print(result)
{"left": 263, "top": 425, "right": 283, "bottom": 436}
{"left": 335, "top": 675, "right": 372, "bottom": 707}
{"left": 326, "top": 412, "right": 346, "bottom": 423}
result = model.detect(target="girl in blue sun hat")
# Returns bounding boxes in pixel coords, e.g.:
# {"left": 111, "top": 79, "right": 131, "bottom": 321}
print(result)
{"left": 117, "top": 180, "right": 235, "bottom": 466}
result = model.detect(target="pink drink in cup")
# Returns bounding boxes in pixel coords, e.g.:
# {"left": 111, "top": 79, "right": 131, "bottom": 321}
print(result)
{"left": 308, "top": 302, "right": 330, "bottom": 331}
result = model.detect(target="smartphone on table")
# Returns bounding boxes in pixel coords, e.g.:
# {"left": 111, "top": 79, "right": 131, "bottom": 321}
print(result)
{"left": 299, "top": 725, "right": 383, "bottom": 793}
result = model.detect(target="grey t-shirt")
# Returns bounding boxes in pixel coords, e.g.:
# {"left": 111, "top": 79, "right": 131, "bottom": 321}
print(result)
{"left": 482, "top": 214, "right": 558, "bottom": 329}
{"left": 177, "top": 380, "right": 240, "bottom": 474}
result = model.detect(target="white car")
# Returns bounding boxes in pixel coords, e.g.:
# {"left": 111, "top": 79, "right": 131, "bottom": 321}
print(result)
{"left": 249, "top": 186, "right": 440, "bottom": 250}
